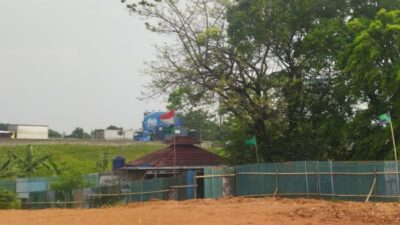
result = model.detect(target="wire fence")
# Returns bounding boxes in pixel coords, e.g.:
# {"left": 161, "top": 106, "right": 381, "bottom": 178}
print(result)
{"left": 1, "top": 172, "right": 196, "bottom": 209}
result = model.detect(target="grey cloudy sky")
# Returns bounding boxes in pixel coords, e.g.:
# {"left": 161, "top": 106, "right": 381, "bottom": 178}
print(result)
{"left": 0, "top": 0, "right": 166, "bottom": 134}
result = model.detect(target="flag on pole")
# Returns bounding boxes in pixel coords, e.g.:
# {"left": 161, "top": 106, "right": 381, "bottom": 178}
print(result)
{"left": 160, "top": 110, "right": 175, "bottom": 125}
{"left": 245, "top": 136, "right": 257, "bottom": 145}
{"left": 163, "top": 125, "right": 175, "bottom": 134}
{"left": 378, "top": 112, "right": 391, "bottom": 125}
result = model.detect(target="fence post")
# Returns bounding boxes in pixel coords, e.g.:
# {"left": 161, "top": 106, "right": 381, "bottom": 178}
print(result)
{"left": 211, "top": 169, "right": 214, "bottom": 198}
{"left": 316, "top": 161, "right": 321, "bottom": 198}
{"left": 305, "top": 161, "right": 309, "bottom": 197}
{"left": 235, "top": 167, "right": 238, "bottom": 197}
{"left": 365, "top": 170, "right": 377, "bottom": 203}
{"left": 140, "top": 179, "right": 143, "bottom": 202}
{"left": 186, "top": 170, "right": 195, "bottom": 199}
{"left": 329, "top": 161, "right": 335, "bottom": 200}
{"left": 273, "top": 169, "right": 279, "bottom": 197}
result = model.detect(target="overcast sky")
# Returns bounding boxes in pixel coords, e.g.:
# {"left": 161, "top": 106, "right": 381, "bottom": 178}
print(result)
{"left": 0, "top": 0, "right": 166, "bottom": 134}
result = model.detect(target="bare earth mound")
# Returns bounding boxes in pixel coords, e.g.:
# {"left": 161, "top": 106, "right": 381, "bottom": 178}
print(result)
{"left": 1, "top": 197, "right": 400, "bottom": 225}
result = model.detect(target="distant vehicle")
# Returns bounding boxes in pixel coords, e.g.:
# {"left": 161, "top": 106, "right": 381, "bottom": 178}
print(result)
{"left": 133, "top": 131, "right": 151, "bottom": 141}
{"left": 0, "top": 131, "right": 15, "bottom": 139}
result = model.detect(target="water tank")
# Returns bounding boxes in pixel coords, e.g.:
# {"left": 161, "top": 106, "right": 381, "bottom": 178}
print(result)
{"left": 112, "top": 156, "right": 125, "bottom": 170}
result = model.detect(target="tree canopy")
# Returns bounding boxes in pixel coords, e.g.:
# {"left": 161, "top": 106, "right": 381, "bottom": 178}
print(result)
{"left": 123, "top": 0, "right": 400, "bottom": 163}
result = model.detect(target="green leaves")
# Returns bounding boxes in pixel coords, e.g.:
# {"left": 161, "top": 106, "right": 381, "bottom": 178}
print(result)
{"left": 340, "top": 9, "right": 400, "bottom": 160}
{"left": 5, "top": 145, "right": 58, "bottom": 177}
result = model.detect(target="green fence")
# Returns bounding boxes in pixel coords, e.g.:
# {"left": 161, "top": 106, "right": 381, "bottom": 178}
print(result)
{"left": 89, "top": 171, "right": 196, "bottom": 207}
{"left": 0, "top": 179, "right": 16, "bottom": 192}
{"left": 3, "top": 161, "right": 400, "bottom": 209}
{"left": 203, "top": 167, "right": 235, "bottom": 198}
{"left": 235, "top": 161, "right": 400, "bottom": 201}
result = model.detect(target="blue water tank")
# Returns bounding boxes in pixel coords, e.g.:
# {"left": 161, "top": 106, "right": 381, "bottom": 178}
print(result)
{"left": 112, "top": 156, "right": 125, "bottom": 170}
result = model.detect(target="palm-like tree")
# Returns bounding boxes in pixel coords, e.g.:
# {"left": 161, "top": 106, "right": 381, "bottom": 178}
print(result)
{"left": 9, "top": 145, "right": 58, "bottom": 177}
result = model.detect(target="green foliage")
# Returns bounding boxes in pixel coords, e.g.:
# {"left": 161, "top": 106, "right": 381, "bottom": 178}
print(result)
{"left": 0, "top": 123, "right": 8, "bottom": 131}
{"left": 50, "top": 172, "right": 89, "bottom": 192}
{"left": 166, "top": 88, "right": 190, "bottom": 111}
{"left": 96, "top": 152, "right": 110, "bottom": 172}
{"left": 48, "top": 129, "right": 62, "bottom": 138}
{"left": 340, "top": 9, "right": 400, "bottom": 160}
{"left": 8, "top": 145, "right": 57, "bottom": 177}
{"left": 196, "top": 27, "right": 221, "bottom": 46}
{"left": 68, "top": 127, "right": 91, "bottom": 139}
{"left": 50, "top": 171, "right": 92, "bottom": 208}
{"left": 0, "top": 189, "right": 18, "bottom": 209}
{"left": 181, "top": 109, "right": 223, "bottom": 141}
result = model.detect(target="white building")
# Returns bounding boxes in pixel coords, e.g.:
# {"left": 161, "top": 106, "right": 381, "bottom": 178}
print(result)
{"left": 94, "top": 129, "right": 134, "bottom": 140}
{"left": 8, "top": 124, "right": 49, "bottom": 139}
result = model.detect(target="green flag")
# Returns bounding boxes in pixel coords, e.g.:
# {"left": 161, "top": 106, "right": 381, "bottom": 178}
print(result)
{"left": 245, "top": 136, "right": 257, "bottom": 146}
{"left": 378, "top": 113, "right": 391, "bottom": 125}
{"left": 163, "top": 125, "right": 175, "bottom": 134}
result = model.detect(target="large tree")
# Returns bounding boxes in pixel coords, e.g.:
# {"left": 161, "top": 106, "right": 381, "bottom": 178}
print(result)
{"left": 123, "top": 0, "right": 400, "bottom": 162}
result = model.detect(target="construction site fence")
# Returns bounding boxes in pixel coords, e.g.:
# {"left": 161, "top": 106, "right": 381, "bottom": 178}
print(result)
{"left": 1, "top": 171, "right": 196, "bottom": 209}
{"left": 202, "top": 161, "right": 400, "bottom": 202}
{"left": 2, "top": 161, "right": 400, "bottom": 209}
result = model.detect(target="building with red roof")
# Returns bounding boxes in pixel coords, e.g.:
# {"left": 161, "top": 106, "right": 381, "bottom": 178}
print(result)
{"left": 125, "top": 136, "right": 225, "bottom": 168}
{"left": 109, "top": 136, "right": 226, "bottom": 183}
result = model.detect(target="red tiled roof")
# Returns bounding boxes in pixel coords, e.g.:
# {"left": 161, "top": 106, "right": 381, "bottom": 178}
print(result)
{"left": 126, "top": 136, "right": 226, "bottom": 167}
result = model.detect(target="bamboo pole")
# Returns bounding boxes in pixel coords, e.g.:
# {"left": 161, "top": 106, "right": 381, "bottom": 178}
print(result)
{"left": 365, "top": 174, "right": 377, "bottom": 203}
{"left": 329, "top": 161, "right": 335, "bottom": 200}
{"left": 173, "top": 131, "right": 176, "bottom": 176}
{"left": 88, "top": 189, "right": 171, "bottom": 197}
{"left": 236, "top": 171, "right": 400, "bottom": 176}
{"left": 238, "top": 192, "right": 400, "bottom": 199}
{"left": 389, "top": 121, "right": 399, "bottom": 200}
{"left": 273, "top": 169, "right": 279, "bottom": 197}
{"left": 196, "top": 174, "right": 236, "bottom": 178}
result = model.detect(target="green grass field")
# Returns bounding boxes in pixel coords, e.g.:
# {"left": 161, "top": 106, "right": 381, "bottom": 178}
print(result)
{"left": 0, "top": 142, "right": 165, "bottom": 177}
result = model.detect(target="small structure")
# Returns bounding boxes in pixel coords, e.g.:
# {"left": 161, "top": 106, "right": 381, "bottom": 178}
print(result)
{"left": 8, "top": 124, "right": 48, "bottom": 139}
{"left": 0, "top": 131, "right": 15, "bottom": 139}
{"left": 110, "top": 136, "right": 226, "bottom": 183}
{"left": 94, "top": 129, "right": 135, "bottom": 140}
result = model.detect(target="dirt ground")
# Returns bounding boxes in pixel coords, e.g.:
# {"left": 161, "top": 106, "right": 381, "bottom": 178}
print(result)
{"left": 1, "top": 197, "right": 400, "bottom": 225}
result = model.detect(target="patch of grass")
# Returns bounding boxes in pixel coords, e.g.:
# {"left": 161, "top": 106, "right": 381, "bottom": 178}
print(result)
{"left": 0, "top": 142, "right": 164, "bottom": 177}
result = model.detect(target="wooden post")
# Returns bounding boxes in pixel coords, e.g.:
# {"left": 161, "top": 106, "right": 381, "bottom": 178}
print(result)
{"left": 316, "top": 161, "right": 321, "bottom": 198}
{"left": 173, "top": 132, "right": 176, "bottom": 176}
{"left": 389, "top": 121, "right": 399, "bottom": 200}
{"left": 365, "top": 172, "right": 377, "bottom": 203}
{"left": 235, "top": 167, "right": 238, "bottom": 197}
{"left": 329, "top": 161, "right": 335, "bottom": 200}
{"left": 273, "top": 169, "right": 279, "bottom": 197}
{"left": 305, "top": 161, "right": 309, "bottom": 197}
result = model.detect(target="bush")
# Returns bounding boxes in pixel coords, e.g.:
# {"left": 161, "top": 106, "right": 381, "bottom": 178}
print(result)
{"left": 0, "top": 189, "right": 18, "bottom": 209}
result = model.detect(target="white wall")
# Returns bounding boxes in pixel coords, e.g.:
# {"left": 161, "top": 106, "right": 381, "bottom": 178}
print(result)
{"left": 8, "top": 125, "right": 48, "bottom": 139}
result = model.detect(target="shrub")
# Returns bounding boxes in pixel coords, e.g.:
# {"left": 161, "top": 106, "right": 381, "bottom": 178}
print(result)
{"left": 0, "top": 189, "right": 18, "bottom": 209}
